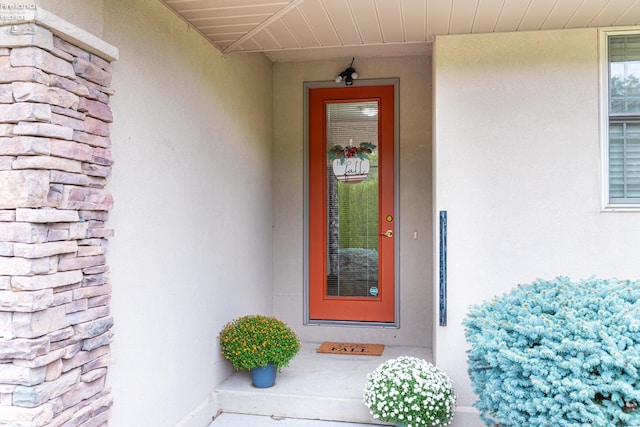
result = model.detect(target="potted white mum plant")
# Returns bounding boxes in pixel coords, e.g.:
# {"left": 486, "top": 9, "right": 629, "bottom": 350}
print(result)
{"left": 363, "top": 356, "right": 456, "bottom": 427}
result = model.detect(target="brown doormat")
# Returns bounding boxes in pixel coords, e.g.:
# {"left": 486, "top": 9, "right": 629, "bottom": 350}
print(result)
{"left": 316, "top": 341, "right": 385, "bottom": 356}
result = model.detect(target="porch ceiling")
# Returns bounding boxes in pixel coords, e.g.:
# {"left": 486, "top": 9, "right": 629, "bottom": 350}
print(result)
{"left": 160, "top": 0, "right": 640, "bottom": 61}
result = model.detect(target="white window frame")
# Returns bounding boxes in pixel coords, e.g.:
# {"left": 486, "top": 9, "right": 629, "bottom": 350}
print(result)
{"left": 600, "top": 27, "right": 640, "bottom": 211}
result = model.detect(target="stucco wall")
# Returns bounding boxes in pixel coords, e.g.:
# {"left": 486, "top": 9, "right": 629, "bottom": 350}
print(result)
{"left": 100, "top": 1, "right": 274, "bottom": 425}
{"left": 433, "top": 28, "right": 640, "bottom": 426}
{"left": 36, "top": 0, "right": 104, "bottom": 38}
{"left": 273, "top": 56, "right": 433, "bottom": 347}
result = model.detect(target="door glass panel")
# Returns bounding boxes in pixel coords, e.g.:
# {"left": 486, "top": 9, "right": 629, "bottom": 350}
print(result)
{"left": 325, "top": 101, "right": 379, "bottom": 297}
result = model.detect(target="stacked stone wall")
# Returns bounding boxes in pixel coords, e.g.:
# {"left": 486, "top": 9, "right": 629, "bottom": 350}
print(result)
{"left": 0, "top": 23, "right": 114, "bottom": 426}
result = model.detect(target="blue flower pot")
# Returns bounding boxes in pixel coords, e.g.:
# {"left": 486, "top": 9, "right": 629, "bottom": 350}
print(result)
{"left": 250, "top": 363, "right": 277, "bottom": 388}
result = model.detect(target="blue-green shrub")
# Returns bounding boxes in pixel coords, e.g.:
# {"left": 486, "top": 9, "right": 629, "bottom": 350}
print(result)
{"left": 464, "top": 277, "right": 640, "bottom": 427}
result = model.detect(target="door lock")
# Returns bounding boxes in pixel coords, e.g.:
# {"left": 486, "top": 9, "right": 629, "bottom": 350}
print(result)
{"left": 380, "top": 230, "right": 393, "bottom": 238}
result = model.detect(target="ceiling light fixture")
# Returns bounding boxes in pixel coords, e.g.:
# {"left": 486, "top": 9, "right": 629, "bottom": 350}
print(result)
{"left": 335, "top": 57, "right": 358, "bottom": 86}
{"left": 362, "top": 107, "right": 377, "bottom": 117}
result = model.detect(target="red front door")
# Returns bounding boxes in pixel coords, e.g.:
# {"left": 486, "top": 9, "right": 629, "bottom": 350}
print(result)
{"left": 308, "top": 84, "right": 395, "bottom": 322}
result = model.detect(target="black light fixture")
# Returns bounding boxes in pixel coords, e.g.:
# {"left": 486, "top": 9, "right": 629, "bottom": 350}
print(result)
{"left": 335, "top": 57, "right": 358, "bottom": 86}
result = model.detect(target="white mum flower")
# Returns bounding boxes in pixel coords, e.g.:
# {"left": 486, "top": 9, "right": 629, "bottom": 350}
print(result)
{"left": 362, "top": 357, "right": 457, "bottom": 425}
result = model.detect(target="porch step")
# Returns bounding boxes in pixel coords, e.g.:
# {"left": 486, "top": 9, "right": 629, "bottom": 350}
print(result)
{"left": 215, "top": 343, "right": 432, "bottom": 425}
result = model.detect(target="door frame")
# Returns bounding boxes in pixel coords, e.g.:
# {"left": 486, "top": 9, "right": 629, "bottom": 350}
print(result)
{"left": 303, "top": 78, "right": 400, "bottom": 327}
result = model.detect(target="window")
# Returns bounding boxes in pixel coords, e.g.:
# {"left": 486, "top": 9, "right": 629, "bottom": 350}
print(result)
{"left": 606, "top": 33, "right": 640, "bottom": 206}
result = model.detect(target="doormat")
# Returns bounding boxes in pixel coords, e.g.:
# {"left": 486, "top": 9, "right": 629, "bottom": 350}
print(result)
{"left": 316, "top": 342, "right": 385, "bottom": 356}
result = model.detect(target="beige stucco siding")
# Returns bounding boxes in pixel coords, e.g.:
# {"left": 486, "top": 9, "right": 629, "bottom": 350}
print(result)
{"left": 102, "top": 0, "right": 274, "bottom": 425}
{"left": 434, "top": 28, "right": 640, "bottom": 426}
{"left": 36, "top": 0, "right": 104, "bottom": 38}
{"left": 273, "top": 56, "right": 434, "bottom": 347}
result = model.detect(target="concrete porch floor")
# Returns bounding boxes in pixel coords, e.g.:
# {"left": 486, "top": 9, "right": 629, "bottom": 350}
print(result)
{"left": 210, "top": 343, "right": 433, "bottom": 426}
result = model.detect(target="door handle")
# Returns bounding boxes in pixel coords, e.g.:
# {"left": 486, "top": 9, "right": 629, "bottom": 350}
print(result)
{"left": 379, "top": 230, "right": 393, "bottom": 238}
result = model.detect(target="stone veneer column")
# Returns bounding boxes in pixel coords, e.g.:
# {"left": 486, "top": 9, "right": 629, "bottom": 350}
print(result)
{"left": 0, "top": 14, "right": 118, "bottom": 427}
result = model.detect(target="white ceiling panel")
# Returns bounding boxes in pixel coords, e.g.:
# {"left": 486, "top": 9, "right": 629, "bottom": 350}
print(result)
{"left": 565, "top": 1, "right": 609, "bottom": 28}
{"left": 617, "top": 1, "right": 640, "bottom": 25}
{"left": 281, "top": 7, "right": 321, "bottom": 48}
{"left": 202, "top": 24, "right": 256, "bottom": 37}
{"left": 251, "top": 28, "right": 282, "bottom": 50}
{"left": 540, "top": 0, "right": 583, "bottom": 29}
{"left": 518, "top": 0, "right": 557, "bottom": 31}
{"left": 426, "top": 0, "right": 452, "bottom": 37}
{"left": 237, "top": 38, "right": 262, "bottom": 51}
{"left": 401, "top": 0, "right": 426, "bottom": 42}
{"left": 349, "top": 0, "right": 383, "bottom": 44}
{"left": 299, "top": 1, "right": 341, "bottom": 46}
{"left": 322, "top": 0, "right": 362, "bottom": 45}
{"left": 191, "top": 15, "right": 267, "bottom": 28}
{"left": 265, "top": 18, "right": 300, "bottom": 49}
{"left": 590, "top": 0, "right": 638, "bottom": 27}
{"left": 449, "top": 0, "right": 478, "bottom": 34}
{"left": 159, "top": 0, "right": 640, "bottom": 62}
{"left": 494, "top": 0, "right": 531, "bottom": 32}
{"left": 177, "top": 6, "right": 280, "bottom": 20}
{"left": 165, "top": 0, "right": 287, "bottom": 10}
{"left": 471, "top": 0, "right": 504, "bottom": 33}
{"left": 376, "top": 0, "right": 405, "bottom": 43}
